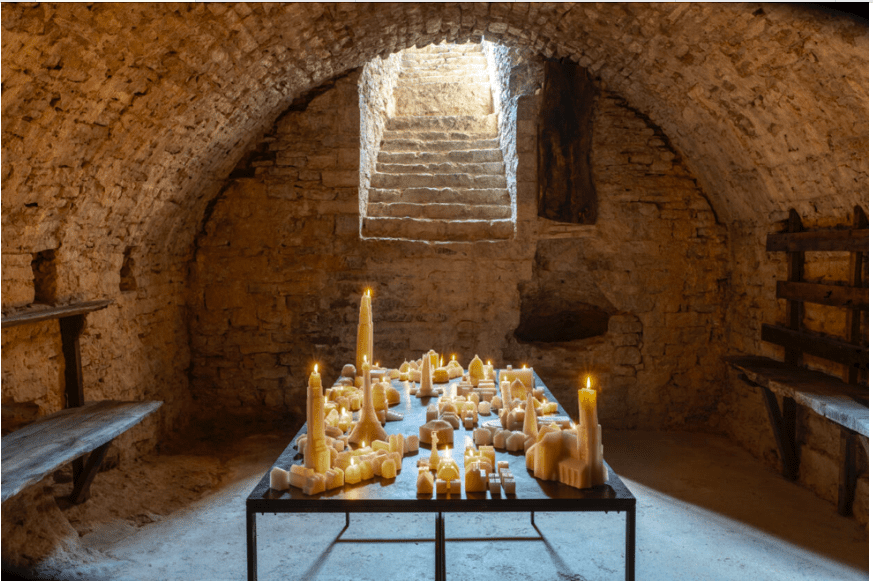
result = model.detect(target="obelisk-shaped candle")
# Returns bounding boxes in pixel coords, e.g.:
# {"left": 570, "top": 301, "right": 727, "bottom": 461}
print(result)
{"left": 305, "top": 364, "right": 331, "bottom": 474}
{"left": 356, "top": 290, "right": 373, "bottom": 376}
{"left": 577, "top": 376, "right": 604, "bottom": 487}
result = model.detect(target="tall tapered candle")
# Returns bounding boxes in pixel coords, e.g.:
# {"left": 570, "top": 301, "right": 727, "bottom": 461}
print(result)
{"left": 305, "top": 364, "right": 330, "bottom": 474}
{"left": 577, "top": 376, "right": 604, "bottom": 486}
{"left": 356, "top": 290, "right": 373, "bottom": 375}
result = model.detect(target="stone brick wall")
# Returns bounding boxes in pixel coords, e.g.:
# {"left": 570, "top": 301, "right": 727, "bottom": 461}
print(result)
{"left": 358, "top": 52, "right": 403, "bottom": 220}
{"left": 189, "top": 60, "right": 729, "bottom": 441}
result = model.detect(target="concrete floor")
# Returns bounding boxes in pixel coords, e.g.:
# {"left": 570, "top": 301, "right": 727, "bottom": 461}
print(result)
{"left": 23, "top": 429, "right": 869, "bottom": 580}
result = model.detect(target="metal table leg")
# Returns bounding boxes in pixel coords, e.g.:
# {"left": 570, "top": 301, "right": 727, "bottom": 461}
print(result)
{"left": 435, "top": 512, "right": 446, "bottom": 581}
{"left": 247, "top": 508, "right": 257, "bottom": 581}
{"left": 625, "top": 506, "right": 635, "bottom": 581}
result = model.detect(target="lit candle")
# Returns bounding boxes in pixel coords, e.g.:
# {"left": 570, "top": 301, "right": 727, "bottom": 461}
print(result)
{"left": 344, "top": 458, "right": 361, "bottom": 484}
{"left": 355, "top": 290, "right": 373, "bottom": 375}
{"left": 305, "top": 364, "right": 330, "bottom": 474}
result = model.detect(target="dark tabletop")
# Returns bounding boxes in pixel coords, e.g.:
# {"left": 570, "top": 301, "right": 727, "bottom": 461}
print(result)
{"left": 247, "top": 370, "right": 635, "bottom": 513}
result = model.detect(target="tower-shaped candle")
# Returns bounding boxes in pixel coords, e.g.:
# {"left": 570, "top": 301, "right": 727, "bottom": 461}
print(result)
{"left": 304, "top": 365, "right": 331, "bottom": 474}
{"left": 418, "top": 351, "right": 435, "bottom": 397}
{"left": 577, "top": 376, "right": 605, "bottom": 487}
{"left": 348, "top": 357, "right": 388, "bottom": 446}
{"left": 355, "top": 290, "right": 374, "bottom": 376}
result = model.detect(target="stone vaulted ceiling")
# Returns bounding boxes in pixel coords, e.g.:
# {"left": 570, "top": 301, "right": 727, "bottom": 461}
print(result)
{"left": 2, "top": 3, "right": 868, "bottom": 262}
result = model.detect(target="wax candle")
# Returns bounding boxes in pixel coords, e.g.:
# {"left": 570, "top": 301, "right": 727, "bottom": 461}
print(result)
{"left": 344, "top": 458, "right": 361, "bottom": 484}
{"left": 348, "top": 357, "right": 388, "bottom": 446}
{"left": 417, "top": 467, "right": 434, "bottom": 495}
{"left": 305, "top": 364, "right": 331, "bottom": 474}
{"left": 355, "top": 290, "right": 374, "bottom": 375}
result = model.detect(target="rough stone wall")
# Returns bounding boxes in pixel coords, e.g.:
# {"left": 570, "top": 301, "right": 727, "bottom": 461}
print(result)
{"left": 1, "top": 248, "right": 192, "bottom": 463}
{"left": 719, "top": 216, "right": 869, "bottom": 525}
{"left": 189, "top": 59, "right": 728, "bottom": 440}
{"left": 358, "top": 52, "right": 403, "bottom": 222}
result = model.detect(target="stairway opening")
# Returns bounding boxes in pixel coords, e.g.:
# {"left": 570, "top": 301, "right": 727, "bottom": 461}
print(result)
{"left": 359, "top": 42, "right": 516, "bottom": 243}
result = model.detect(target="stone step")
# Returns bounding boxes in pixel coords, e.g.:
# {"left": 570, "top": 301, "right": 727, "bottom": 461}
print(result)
{"left": 377, "top": 149, "right": 503, "bottom": 164}
{"left": 370, "top": 172, "right": 507, "bottom": 190}
{"left": 376, "top": 161, "right": 505, "bottom": 175}
{"left": 394, "top": 83, "right": 492, "bottom": 117}
{"left": 412, "top": 44, "right": 483, "bottom": 55}
{"left": 386, "top": 114, "right": 497, "bottom": 133}
{"left": 403, "top": 55, "right": 487, "bottom": 66}
{"left": 380, "top": 138, "right": 500, "bottom": 152}
{"left": 367, "top": 201, "right": 512, "bottom": 221}
{"left": 381, "top": 129, "right": 496, "bottom": 142}
{"left": 361, "top": 216, "right": 513, "bottom": 242}
{"left": 368, "top": 187, "right": 511, "bottom": 206}
{"left": 397, "top": 74, "right": 490, "bottom": 85}
{"left": 400, "top": 64, "right": 488, "bottom": 74}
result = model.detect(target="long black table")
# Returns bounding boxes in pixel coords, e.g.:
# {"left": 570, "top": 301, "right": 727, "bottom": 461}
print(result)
{"left": 246, "top": 371, "right": 636, "bottom": 580}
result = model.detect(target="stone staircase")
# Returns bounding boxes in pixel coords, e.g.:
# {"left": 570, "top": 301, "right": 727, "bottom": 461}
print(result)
{"left": 363, "top": 43, "right": 513, "bottom": 242}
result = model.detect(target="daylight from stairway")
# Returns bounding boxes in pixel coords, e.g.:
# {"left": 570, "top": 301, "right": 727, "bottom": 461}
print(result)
{"left": 360, "top": 42, "right": 514, "bottom": 243}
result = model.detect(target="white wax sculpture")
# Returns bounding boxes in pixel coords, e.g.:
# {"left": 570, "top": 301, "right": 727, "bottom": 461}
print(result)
{"left": 418, "top": 351, "right": 436, "bottom": 397}
{"left": 348, "top": 358, "right": 388, "bottom": 446}
{"left": 304, "top": 365, "right": 331, "bottom": 474}
{"left": 525, "top": 377, "right": 607, "bottom": 489}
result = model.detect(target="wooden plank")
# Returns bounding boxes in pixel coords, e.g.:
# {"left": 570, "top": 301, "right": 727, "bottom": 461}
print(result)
{"left": 70, "top": 442, "right": 111, "bottom": 504}
{"left": 776, "top": 281, "right": 868, "bottom": 309}
{"left": 762, "top": 324, "right": 868, "bottom": 367}
{"left": 766, "top": 229, "right": 868, "bottom": 252}
{"left": 726, "top": 356, "right": 868, "bottom": 437}
{"left": 537, "top": 59, "right": 598, "bottom": 224}
{"left": 1, "top": 400, "right": 162, "bottom": 502}
{"left": 757, "top": 385, "right": 799, "bottom": 480}
{"left": 1, "top": 299, "right": 113, "bottom": 328}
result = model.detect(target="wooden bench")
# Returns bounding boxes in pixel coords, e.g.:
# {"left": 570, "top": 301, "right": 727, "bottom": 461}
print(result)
{"left": 726, "top": 206, "right": 868, "bottom": 516}
{"left": 1, "top": 300, "right": 162, "bottom": 504}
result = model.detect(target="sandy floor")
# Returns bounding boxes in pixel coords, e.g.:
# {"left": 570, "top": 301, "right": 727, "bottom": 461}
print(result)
{"left": 2, "top": 428, "right": 868, "bottom": 581}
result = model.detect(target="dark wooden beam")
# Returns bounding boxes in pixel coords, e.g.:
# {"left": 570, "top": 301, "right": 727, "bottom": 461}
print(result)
{"left": 838, "top": 428, "right": 858, "bottom": 516}
{"left": 1, "top": 299, "right": 112, "bottom": 328}
{"left": 762, "top": 324, "right": 868, "bottom": 367}
{"left": 754, "top": 382, "right": 799, "bottom": 481}
{"left": 784, "top": 209, "right": 804, "bottom": 367}
{"left": 69, "top": 441, "right": 112, "bottom": 504}
{"left": 766, "top": 228, "right": 868, "bottom": 252}
{"left": 537, "top": 59, "right": 597, "bottom": 224}
{"left": 776, "top": 281, "right": 868, "bottom": 309}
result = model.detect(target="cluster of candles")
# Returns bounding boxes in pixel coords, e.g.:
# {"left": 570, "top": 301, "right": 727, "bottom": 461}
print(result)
{"left": 269, "top": 289, "right": 606, "bottom": 497}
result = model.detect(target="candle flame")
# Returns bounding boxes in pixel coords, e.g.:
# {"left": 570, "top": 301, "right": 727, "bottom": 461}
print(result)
{"left": 452, "top": 354, "right": 456, "bottom": 361}
{"left": 351, "top": 457, "right": 356, "bottom": 466}
{"left": 487, "top": 360, "right": 492, "bottom": 366}
{"left": 440, "top": 357, "right": 444, "bottom": 367}
{"left": 376, "top": 362, "right": 380, "bottom": 368}
{"left": 586, "top": 376, "right": 591, "bottom": 389}
{"left": 366, "top": 289, "right": 370, "bottom": 297}
{"left": 364, "top": 355, "right": 368, "bottom": 364}
{"left": 523, "top": 364, "right": 527, "bottom": 369}
{"left": 314, "top": 363, "right": 319, "bottom": 374}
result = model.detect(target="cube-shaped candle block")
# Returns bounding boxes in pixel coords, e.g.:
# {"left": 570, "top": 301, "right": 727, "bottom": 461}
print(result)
{"left": 289, "top": 465, "right": 314, "bottom": 489}
{"left": 497, "top": 460, "right": 509, "bottom": 471}
{"left": 464, "top": 416, "right": 476, "bottom": 430}
{"left": 468, "top": 392, "right": 480, "bottom": 406}
{"left": 386, "top": 385, "right": 401, "bottom": 405}
{"left": 489, "top": 475, "right": 502, "bottom": 495}
{"left": 409, "top": 369, "right": 422, "bottom": 383}
{"left": 533, "top": 387, "right": 545, "bottom": 399}
{"left": 381, "top": 459, "right": 397, "bottom": 479}
{"left": 438, "top": 401, "right": 458, "bottom": 415}
{"left": 344, "top": 464, "right": 361, "bottom": 484}
{"left": 325, "top": 468, "right": 345, "bottom": 490}
{"left": 449, "top": 480, "right": 461, "bottom": 495}
{"left": 435, "top": 479, "right": 449, "bottom": 495}
{"left": 506, "top": 431, "right": 526, "bottom": 452}
{"left": 426, "top": 404, "right": 439, "bottom": 422}
{"left": 433, "top": 368, "right": 449, "bottom": 384}
{"left": 303, "top": 474, "right": 326, "bottom": 496}
{"left": 332, "top": 439, "right": 345, "bottom": 453}
{"left": 478, "top": 402, "right": 491, "bottom": 416}
{"left": 407, "top": 382, "right": 418, "bottom": 395}
{"left": 473, "top": 427, "right": 492, "bottom": 446}
{"left": 491, "top": 395, "right": 503, "bottom": 410}
{"left": 359, "top": 459, "right": 374, "bottom": 481}
{"left": 464, "top": 466, "right": 488, "bottom": 492}
{"left": 389, "top": 369, "right": 401, "bottom": 380}
{"left": 405, "top": 435, "right": 419, "bottom": 454}
{"left": 417, "top": 469, "right": 434, "bottom": 496}
{"left": 502, "top": 477, "right": 516, "bottom": 495}
{"left": 391, "top": 452, "right": 402, "bottom": 472}
{"left": 270, "top": 467, "right": 289, "bottom": 490}
{"left": 371, "top": 439, "right": 390, "bottom": 452}
{"left": 419, "top": 420, "right": 453, "bottom": 445}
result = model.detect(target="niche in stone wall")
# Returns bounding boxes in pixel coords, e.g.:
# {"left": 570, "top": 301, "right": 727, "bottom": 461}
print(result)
{"left": 515, "top": 240, "right": 616, "bottom": 343}
{"left": 538, "top": 59, "right": 598, "bottom": 224}
{"left": 31, "top": 249, "right": 58, "bottom": 304}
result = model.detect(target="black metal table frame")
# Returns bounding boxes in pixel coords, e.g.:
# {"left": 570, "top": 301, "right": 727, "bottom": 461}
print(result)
{"left": 246, "top": 370, "right": 636, "bottom": 581}
{"left": 247, "top": 494, "right": 635, "bottom": 580}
